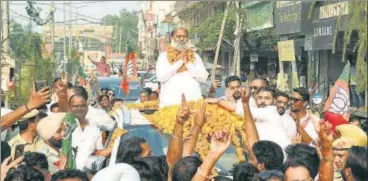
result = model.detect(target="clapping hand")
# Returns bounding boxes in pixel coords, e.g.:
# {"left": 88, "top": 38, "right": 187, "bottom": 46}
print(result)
{"left": 210, "top": 131, "right": 232, "bottom": 155}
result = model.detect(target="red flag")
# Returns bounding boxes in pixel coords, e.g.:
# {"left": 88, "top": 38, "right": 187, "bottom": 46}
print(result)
{"left": 120, "top": 52, "right": 137, "bottom": 95}
{"left": 323, "top": 62, "right": 350, "bottom": 122}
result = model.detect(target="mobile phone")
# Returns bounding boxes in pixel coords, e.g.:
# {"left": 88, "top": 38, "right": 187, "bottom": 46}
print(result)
{"left": 34, "top": 80, "right": 48, "bottom": 92}
{"left": 14, "top": 144, "right": 25, "bottom": 160}
{"left": 9, "top": 67, "right": 15, "bottom": 81}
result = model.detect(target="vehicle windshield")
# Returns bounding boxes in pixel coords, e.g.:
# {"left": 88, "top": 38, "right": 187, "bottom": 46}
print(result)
{"left": 97, "top": 77, "right": 142, "bottom": 102}
{"left": 124, "top": 124, "right": 238, "bottom": 175}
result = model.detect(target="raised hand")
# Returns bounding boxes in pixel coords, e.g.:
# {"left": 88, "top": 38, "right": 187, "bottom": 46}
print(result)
{"left": 241, "top": 86, "right": 251, "bottom": 104}
{"left": 291, "top": 133, "right": 302, "bottom": 144}
{"left": 210, "top": 131, "right": 231, "bottom": 155}
{"left": 1, "top": 156, "right": 24, "bottom": 181}
{"left": 55, "top": 72, "right": 68, "bottom": 94}
{"left": 319, "top": 120, "right": 334, "bottom": 147}
{"left": 176, "top": 94, "right": 192, "bottom": 125}
{"left": 194, "top": 103, "right": 207, "bottom": 127}
{"left": 7, "top": 78, "right": 16, "bottom": 91}
{"left": 27, "top": 86, "right": 51, "bottom": 110}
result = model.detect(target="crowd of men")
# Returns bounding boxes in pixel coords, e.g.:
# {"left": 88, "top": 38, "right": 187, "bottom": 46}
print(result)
{"left": 0, "top": 74, "right": 366, "bottom": 181}
{"left": 0, "top": 26, "right": 367, "bottom": 181}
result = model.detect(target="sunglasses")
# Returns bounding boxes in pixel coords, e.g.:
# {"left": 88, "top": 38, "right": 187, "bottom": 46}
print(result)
{"left": 259, "top": 170, "right": 284, "bottom": 180}
{"left": 108, "top": 93, "right": 115, "bottom": 96}
{"left": 290, "top": 97, "right": 304, "bottom": 103}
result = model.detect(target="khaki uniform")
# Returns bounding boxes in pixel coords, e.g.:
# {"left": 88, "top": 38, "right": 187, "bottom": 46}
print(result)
{"left": 38, "top": 143, "right": 60, "bottom": 174}
{"left": 8, "top": 134, "right": 44, "bottom": 159}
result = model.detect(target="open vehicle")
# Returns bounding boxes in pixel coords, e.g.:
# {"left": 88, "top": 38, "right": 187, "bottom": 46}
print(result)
{"left": 97, "top": 77, "right": 142, "bottom": 103}
{"left": 101, "top": 76, "right": 242, "bottom": 178}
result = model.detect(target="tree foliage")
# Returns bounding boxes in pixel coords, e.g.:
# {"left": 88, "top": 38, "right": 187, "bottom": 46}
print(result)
{"left": 176, "top": 2, "right": 277, "bottom": 52}
{"left": 25, "top": 1, "right": 52, "bottom": 26}
{"left": 101, "top": 9, "right": 138, "bottom": 53}
{"left": 8, "top": 20, "right": 55, "bottom": 101}
{"left": 343, "top": 1, "right": 367, "bottom": 92}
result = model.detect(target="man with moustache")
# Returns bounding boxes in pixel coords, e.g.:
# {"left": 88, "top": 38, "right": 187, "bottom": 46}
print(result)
{"left": 37, "top": 113, "right": 67, "bottom": 174}
{"left": 274, "top": 91, "right": 297, "bottom": 139}
{"left": 205, "top": 76, "right": 242, "bottom": 110}
{"left": 156, "top": 27, "right": 208, "bottom": 107}
{"left": 208, "top": 85, "right": 290, "bottom": 150}
{"left": 237, "top": 87, "right": 290, "bottom": 150}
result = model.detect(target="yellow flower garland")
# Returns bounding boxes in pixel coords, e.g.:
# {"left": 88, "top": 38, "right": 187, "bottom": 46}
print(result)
{"left": 167, "top": 44, "right": 195, "bottom": 73}
{"left": 124, "top": 99, "right": 248, "bottom": 171}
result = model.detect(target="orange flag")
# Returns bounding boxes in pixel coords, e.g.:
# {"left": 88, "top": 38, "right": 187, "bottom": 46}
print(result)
{"left": 120, "top": 51, "right": 137, "bottom": 95}
{"left": 323, "top": 62, "right": 350, "bottom": 121}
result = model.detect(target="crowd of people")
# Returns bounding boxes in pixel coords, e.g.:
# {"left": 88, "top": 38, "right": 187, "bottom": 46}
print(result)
{"left": 0, "top": 27, "right": 367, "bottom": 181}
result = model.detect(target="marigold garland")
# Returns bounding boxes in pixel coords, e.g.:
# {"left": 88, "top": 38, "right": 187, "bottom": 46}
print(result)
{"left": 124, "top": 99, "right": 248, "bottom": 173}
{"left": 167, "top": 44, "right": 195, "bottom": 73}
{"left": 125, "top": 100, "right": 159, "bottom": 110}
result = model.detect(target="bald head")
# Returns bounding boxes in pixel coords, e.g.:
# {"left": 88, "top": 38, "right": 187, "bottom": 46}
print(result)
{"left": 250, "top": 78, "right": 269, "bottom": 95}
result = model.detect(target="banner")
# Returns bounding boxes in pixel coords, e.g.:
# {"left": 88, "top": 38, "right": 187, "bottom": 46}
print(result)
{"left": 243, "top": 1, "right": 274, "bottom": 32}
{"left": 277, "top": 40, "right": 296, "bottom": 61}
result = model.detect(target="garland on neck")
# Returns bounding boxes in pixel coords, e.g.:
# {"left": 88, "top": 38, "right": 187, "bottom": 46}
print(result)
{"left": 167, "top": 44, "right": 195, "bottom": 73}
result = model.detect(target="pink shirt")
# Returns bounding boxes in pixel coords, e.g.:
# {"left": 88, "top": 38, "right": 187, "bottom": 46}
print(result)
{"left": 92, "top": 61, "right": 111, "bottom": 77}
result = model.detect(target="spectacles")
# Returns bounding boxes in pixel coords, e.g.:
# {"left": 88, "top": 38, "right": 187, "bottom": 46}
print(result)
{"left": 108, "top": 93, "right": 115, "bottom": 96}
{"left": 250, "top": 86, "right": 261, "bottom": 90}
{"left": 290, "top": 97, "right": 304, "bottom": 103}
{"left": 259, "top": 170, "right": 284, "bottom": 180}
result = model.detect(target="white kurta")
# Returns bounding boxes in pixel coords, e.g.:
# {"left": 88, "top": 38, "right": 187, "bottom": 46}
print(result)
{"left": 72, "top": 123, "right": 104, "bottom": 170}
{"left": 281, "top": 111, "right": 297, "bottom": 139}
{"left": 1, "top": 107, "right": 13, "bottom": 141}
{"left": 236, "top": 101, "right": 291, "bottom": 150}
{"left": 156, "top": 52, "right": 209, "bottom": 107}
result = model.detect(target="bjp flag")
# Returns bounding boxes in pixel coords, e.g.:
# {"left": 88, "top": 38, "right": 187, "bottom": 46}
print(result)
{"left": 323, "top": 62, "right": 350, "bottom": 121}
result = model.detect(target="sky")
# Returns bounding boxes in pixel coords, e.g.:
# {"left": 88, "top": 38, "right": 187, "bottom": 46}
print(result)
{"left": 8, "top": 1, "right": 141, "bottom": 32}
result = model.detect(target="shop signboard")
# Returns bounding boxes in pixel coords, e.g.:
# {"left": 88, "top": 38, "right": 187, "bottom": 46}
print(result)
{"left": 250, "top": 53, "right": 259, "bottom": 62}
{"left": 242, "top": 1, "right": 274, "bottom": 32}
{"left": 275, "top": 2, "right": 313, "bottom": 35}
{"left": 277, "top": 40, "right": 295, "bottom": 62}
{"left": 310, "top": 18, "right": 336, "bottom": 50}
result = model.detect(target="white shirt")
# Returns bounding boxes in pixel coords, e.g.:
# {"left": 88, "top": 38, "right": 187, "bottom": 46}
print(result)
{"left": 156, "top": 52, "right": 209, "bottom": 107}
{"left": 72, "top": 123, "right": 104, "bottom": 170}
{"left": 280, "top": 111, "right": 297, "bottom": 139}
{"left": 1, "top": 107, "right": 13, "bottom": 141}
{"left": 236, "top": 101, "right": 291, "bottom": 150}
{"left": 249, "top": 96, "right": 257, "bottom": 108}
{"left": 299, "top": 110, "right": 320, "bottom": 141}
{"left": 86, "top": 105, "right": 115, "bottom": 131}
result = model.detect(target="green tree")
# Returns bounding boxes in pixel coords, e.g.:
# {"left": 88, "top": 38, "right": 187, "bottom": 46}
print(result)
{"left": 8, "top": 20, "right": 55, "bottom": 101}
{"left": 101, "top": 9, "right": 139, "bottom": 53}
{"left": 177, "top": 2, "right": 277, "bottom": 52}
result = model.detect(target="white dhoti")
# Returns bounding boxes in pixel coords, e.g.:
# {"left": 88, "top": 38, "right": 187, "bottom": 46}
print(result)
{"left": 156, "top": 52, "right": 209, "bottom": 107}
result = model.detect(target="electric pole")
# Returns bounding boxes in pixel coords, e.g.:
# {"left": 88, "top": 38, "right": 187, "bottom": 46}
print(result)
{"left": 49, "top": 1, "right": 55, "bottom": 64}
{"left": 63, "top": 1, "right": 67, "bottom": 72}
{"left": 1, "top": 0, "right": 11, "bottom": 108}
{"left": 119, "top": 26, "right": 122, "bottom": 53}
{"left": 69, "top": 1, "right": 72, "bottom": 56}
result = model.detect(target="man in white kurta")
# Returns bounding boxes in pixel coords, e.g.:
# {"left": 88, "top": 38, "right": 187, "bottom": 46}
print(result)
{"left": 156, "top": 27, "right": 208, "bottom": 107}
